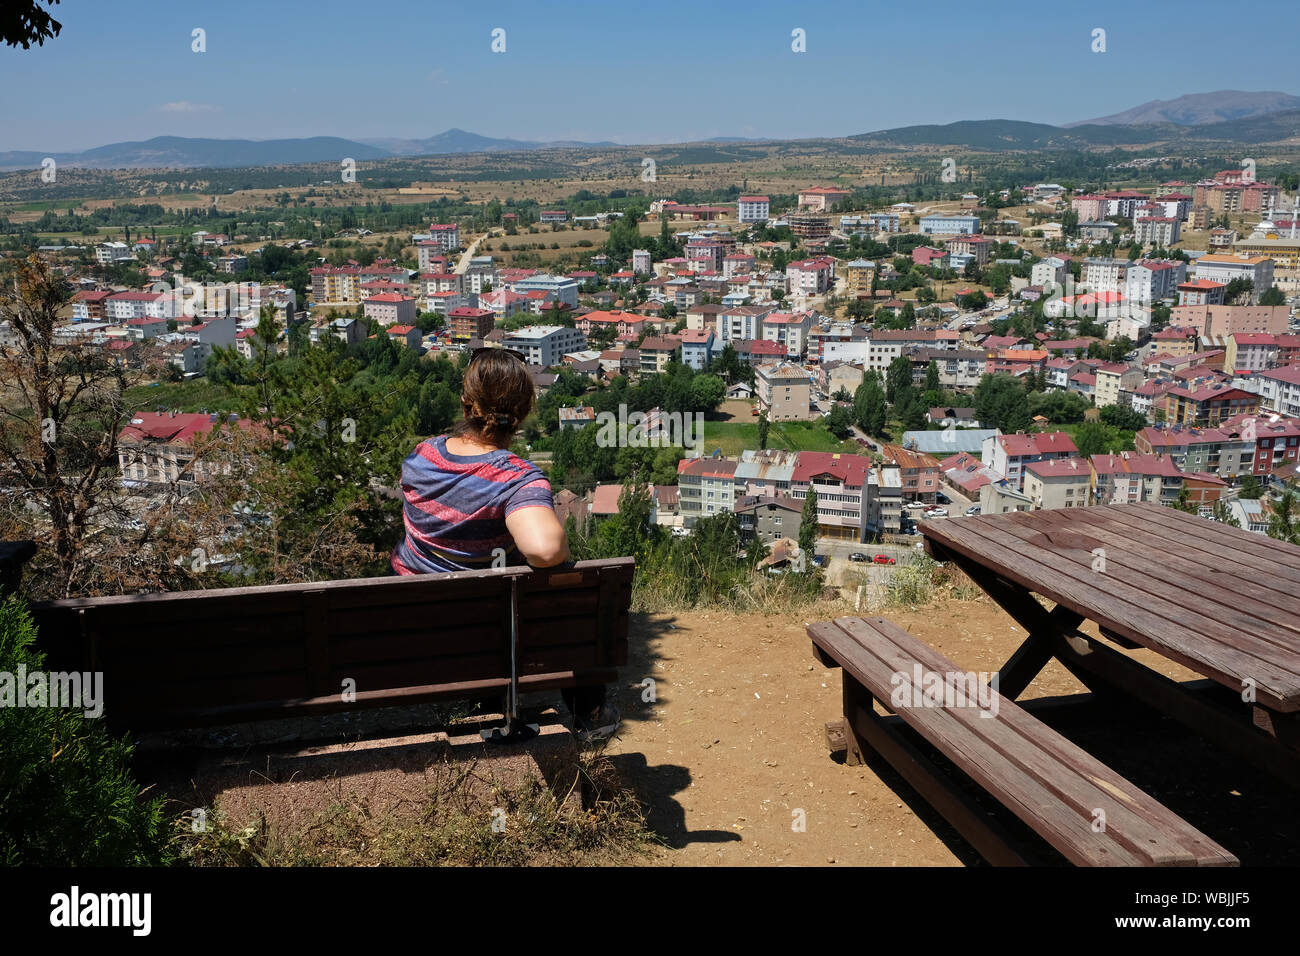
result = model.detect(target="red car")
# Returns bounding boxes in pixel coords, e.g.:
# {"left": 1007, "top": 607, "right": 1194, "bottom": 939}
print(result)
{"left": 873, "top": 554, "right": 896, "bottom": 565}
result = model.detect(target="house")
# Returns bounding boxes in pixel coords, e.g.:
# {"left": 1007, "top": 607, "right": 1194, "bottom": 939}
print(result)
{"left": 927, "top": 407, "right": 980, "bottom": 428}
{"left": 558, "top": 406, "right": 597, "bottom": 430}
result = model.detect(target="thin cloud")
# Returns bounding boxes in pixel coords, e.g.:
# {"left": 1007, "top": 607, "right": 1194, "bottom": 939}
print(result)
{"left": 158, "top": 101, "right": 219, "bottom": 113}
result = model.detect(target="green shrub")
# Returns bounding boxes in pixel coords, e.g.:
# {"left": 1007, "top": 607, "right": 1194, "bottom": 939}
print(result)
{"left": 0, "top": 597, "right": 173, "bottom": 866}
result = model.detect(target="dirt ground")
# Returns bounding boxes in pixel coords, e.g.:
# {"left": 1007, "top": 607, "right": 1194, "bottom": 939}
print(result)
{"left": 150, "top": 589, "right": 1298, "bottom": 866}
{"left": 602, "top": 596, "right": 1299, "bottom": 866}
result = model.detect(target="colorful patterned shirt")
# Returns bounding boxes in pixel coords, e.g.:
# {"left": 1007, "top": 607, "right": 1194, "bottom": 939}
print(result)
{"left": 391, "top": 435, "right": 555, "bottom": 575}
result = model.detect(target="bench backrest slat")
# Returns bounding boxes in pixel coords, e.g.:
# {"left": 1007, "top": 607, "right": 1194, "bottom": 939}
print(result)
{"left": 28, "top": 558, "right": 635, "bottom": 731}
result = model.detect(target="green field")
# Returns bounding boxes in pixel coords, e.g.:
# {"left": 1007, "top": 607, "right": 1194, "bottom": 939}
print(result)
{"left": 700, "top": 418, "right": 858, "bottom": 457}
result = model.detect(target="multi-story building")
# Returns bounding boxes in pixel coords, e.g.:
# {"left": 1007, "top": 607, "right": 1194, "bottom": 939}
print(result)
{"left": 737, "top": 195, "right": 770, "bottom": 223}
{"left": 789, "top": 451, "right": 872, "bottom": 541}
{"left": 677, "top": 456, "right": 738, "bottom": 526}
{"left": 879, "top": 444, "right": 941, "bottom": 504}
{"left": 1031, "top": 256, "right": 1070, "bottom": 289}
{"left": 362, "top": 293, "right": 417, "bottom": 328}
{"left": 1170, "top": 304, "right": 1290, "bottom": 337}
{"left": 1177, "top": 279, "right": 1226, "bottom": 306}
{"left": 786, "top": 258, "right": 833, "bottom": 296}
{"left": 1237, "top": 365, "right": 1300, "bottom": 418}
{"left": 864, "top": 465, "right": 903, "bottom": 536}
{"left": 1135, "top": 423, "right": 1256, "bottom": 480}
{"left": 734, "top": 494, "right": 802, "bottom": 546}
{"left": 679, "top": 328, "right": 715, "bottom": 370}
{"left": 638, "top": 336, "right": 682, "bottom": 374}
{"left": 796, "top": 187, "right": 851, "bottom": 212}
{"left": 945, "top": 234, "right": 993, "bottom": 265}
{"left": 1225, "top": 333, "right": 1279, "bottom": 375}
{"left": 632, "top": 249, "right": 653, "bottom": 274}
{"left": 1023, "top": 458, "right": 1093, "bottom": 510}
{"left": 1194, "top": 254, "right": 1275, "bottom": 294}
{"left": 501, "top": 325, "right": 588, "bottom": 368}
{"left": 1162, "top": 383, "right": 1260, "bottom": 426}
{"left": 95, "top": 241, "right": 133, "bottom": 264}
{"left": 919, "top": 214, "right": 980, "bottom": 236}
{"left": 760, "top": 310, "right": 813, "bottom": 359}
{"left": 1093, "top": 362, "right": 1144, "bottom": 408}
{"left": 117, "top": 411, "right": 251, "bottom": 488}
{"left": 844, "top": 258, "right": 875, "bottom": 297}
{"left": 426, "top": 223, "right": 460, "bottom": 251}
{"left": 788, "top": 215, "right": 831, "bottom": 239}
{"left": 512, "top": 274, "right": 579, "bottom": 308}
{"left": 1070, "top": 195, "right": 1108, "bottom": 221}
{"left": 1134, "top": 216, "right": 1181, "bottom": 246}
{"left": 1089, "top": 452, "right": 1184, "bottom": 506}
{"left": 448, "top": 306, "right": 496, "bottom": 341}
{"left": 982, "top": 431, "right": 1079, "bottom": 490}
{"left": 756, "top": 362, "right": 812, "bottom": 420}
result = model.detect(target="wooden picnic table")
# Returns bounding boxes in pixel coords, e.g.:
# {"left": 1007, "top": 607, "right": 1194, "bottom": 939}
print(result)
{"left": 920, "top": 502, "right": 1300, "bottom": 788}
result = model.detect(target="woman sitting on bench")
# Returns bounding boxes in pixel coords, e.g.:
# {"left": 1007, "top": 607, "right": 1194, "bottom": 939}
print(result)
{"left": 390, "top": 347, "right": 620, "bottom": 740}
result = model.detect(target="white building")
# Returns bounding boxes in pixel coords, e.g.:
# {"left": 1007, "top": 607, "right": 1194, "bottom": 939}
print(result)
{"left": 1195, "top": 254, "right": 1276, "bottom": 294}
{"left": 502, "top": 325, "right": 588, "bottom": 368}
{"left": 738, "top": 196, "right": 770, "bottom": 223}
{"left": 632, "top": 249, "right": 653, "bottom": 274}
{"left": 919, "top": 215, "right": 980, "bottom": 236}
{"left": 1135, "top": 217, "right": 1181, "bottom": 246}
{"left": 1031, "top": 256, "right": 1069, "bottom": 289}
{"left": 95, "top": 242, "right": 133, "bottom": 264}
{"left": 511, "top": 274, "right": 579, "bottom": 308}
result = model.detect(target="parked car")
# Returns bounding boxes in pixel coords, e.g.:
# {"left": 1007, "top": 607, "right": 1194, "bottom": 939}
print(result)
{"left": 905, "top": 501, "right": 928, "bottom": 510}
{"left": 849, "top": 552, "right": 869, "bottom": 563}
{"left": 873, "top": 554, "right": 896, "bottom": 565}
{"left": 925, "top": 507, "right": 949, "bottom": 517}
{"left": 812, "top": 554, "right": 828, "bottom": 568}
{"left": 964, "top": 505, "right": 981, "bottom": 516}
{"left": 935, "top": 492, "right": 950, "bottom": 504}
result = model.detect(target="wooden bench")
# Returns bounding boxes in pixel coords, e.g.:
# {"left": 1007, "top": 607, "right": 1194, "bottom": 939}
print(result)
{"left": 28, "top": 558, "right": 634, "bottom": 737}
{"left": 810, "top": 615, "right": 1239, "bottom": 867}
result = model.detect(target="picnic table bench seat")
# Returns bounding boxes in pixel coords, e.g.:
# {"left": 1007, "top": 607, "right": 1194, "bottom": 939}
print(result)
{"left": 810, "top": 614, "right": 1239, "bottom": 867}
{"left": 28, "top": 558, "right": 634, "bottom": 735}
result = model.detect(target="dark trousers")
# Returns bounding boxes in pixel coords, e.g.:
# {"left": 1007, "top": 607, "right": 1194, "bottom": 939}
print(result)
{"left": 561, "top": 685, "right": 607, "bottom": 718}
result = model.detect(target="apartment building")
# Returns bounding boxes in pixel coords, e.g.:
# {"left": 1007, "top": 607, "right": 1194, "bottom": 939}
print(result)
{"left": 737, "top": 195, "right": 770, "bottom": 223}
{"left": 1177, "top": 279, "right": 1227, "bottom": 306}
{"left": 1094, "top": 362, "right": 1145, "bottom": 407}
{"left": 448, "top": 306, "right": 495, "bottom": 341}
{"left": 1031, "top": 256, "right": 1070, "bottom": 289}
{"left": 1237, "top": 365, "right": 1300, "bottom": 418}
{"left": 1170, "top": 304, "right": 1290, "bottom": 337}
{"left": 789, "top": 452, "right": 873, "bottom": 541}
{"left": 982, "top": 431, "right": 1079, "bottom": 490}
{"left": 363, "top": 293, "right": 417, "bottom": 328}
{"left": 426, "top": 223, "right": 460, "bottom": 251}
{"left": 734, "top": 494, "right": 802, "bottom": 545}
{"left": 756, "top": 362, "right": 812, "bottom": 420}
{"left": 760, "top": 311, "right": 813, "bottom": 359}
{"left": 1089, "top": 452, "right": 1184, "bottom": 505}
{"left": 117, "top": 410, "right": 250, "bottom": 488}
{"left": 1135, "top": 423, "right": 1256, "bottom": 479}
{"left": 677, "top": 456, "right": 738, "bottom": 526}
{"left": 1023, "top": 458, "right": 1093, "bottom": 509}
{"left": 502, "top": 325, "right": 588, "bottom": 368}
{"left": 879, "top": 443, "right": 941, "bottom": 504}
{"left": 1162, "top": 383, "right": 1260, "bottom": 426}
{"left": 638, "top": 336, "right": 682, "bottom": 375}
{"left": 786, "top": 258, "right": 833, "bottom": 296}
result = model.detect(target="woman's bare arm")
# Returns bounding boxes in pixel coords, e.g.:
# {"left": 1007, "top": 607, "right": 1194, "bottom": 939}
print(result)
{"left": 505, "top": 506, "right": 571, "bottom": 568}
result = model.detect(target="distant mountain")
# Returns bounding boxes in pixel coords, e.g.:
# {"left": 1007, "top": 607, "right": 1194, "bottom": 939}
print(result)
{"left": 0, "top": 135, "right": 390, "bottom": 170}
{"left": 1066, "top": 90, "right": 1300, "bottom": 127}
{"left": 363, "top": 128, "right": 617, "bottom": 155}
{"left": 848, "top": 119, "right": 1155, "bottom": 151}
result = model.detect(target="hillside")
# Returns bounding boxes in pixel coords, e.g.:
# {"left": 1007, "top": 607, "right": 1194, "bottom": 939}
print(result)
{"left": 1068, "top": 90, "right": 1300, "bottom": 127}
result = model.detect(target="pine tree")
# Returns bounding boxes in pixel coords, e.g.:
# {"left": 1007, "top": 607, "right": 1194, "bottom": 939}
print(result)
{"left": 799, "top": 485, "right": 819, "bottom": 558}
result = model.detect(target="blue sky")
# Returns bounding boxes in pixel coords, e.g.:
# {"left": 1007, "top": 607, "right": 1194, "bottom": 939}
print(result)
{"left": 3, "top": 0, "right": 1296, "bottom": 151}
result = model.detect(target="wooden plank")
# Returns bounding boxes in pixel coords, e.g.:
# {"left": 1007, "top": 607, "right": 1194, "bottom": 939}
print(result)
{"left": 1081, "top": 505, "right": 1300, "bottom": 602}
{"left": 1129, "top": 500, "right": 1300, "bottom": 571}
{"left": 924, "top": 515, "right": 1300, "bottom": 709}
{"left": 839, "top": 675, "right": 1035, "bottom": 866}
{"left": 812, "top": 617, "right": 1239, "bottom": 866}
{"left": 1035, "top": 508, "right": 1300, "bottom": 644}
{"left": 986, "top": 513, "right": 1300, "bottom": 693}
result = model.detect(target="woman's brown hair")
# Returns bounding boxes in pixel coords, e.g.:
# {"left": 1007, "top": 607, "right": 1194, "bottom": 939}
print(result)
{"left": 453, "top": 349, "right": 534, "bottom": 447}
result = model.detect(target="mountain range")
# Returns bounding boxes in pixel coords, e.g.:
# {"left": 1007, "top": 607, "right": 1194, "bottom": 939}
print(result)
{"left": 2, "top": 91, "right": 1297, "bottom": 170}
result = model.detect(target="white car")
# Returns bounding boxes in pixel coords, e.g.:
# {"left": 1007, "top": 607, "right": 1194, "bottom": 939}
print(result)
{"left": 924, "top": 507, "right": 949, "bottom": 517}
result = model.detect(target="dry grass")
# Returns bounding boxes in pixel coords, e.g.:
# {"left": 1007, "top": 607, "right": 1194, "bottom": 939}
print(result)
{"left": 174, "top": 749, "right": 652, "bottom": 867}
